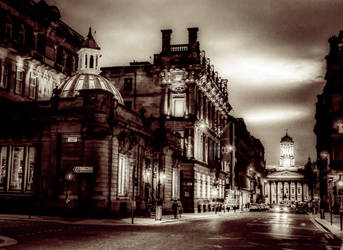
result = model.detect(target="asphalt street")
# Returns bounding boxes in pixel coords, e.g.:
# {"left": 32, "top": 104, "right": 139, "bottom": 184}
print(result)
{"left": 0, "top": 211, "right": 341, "bottom": 249}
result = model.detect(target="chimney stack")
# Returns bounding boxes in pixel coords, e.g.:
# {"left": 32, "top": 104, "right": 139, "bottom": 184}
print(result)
{"left": 161, "top": 29, "right": 172, "bottom": 52}
{"left": 188, "top": 27, "right": 199, "bottom": 45}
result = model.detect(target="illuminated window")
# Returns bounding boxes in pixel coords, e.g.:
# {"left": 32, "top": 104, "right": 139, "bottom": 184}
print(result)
{"left": 0, "top": 146, "right": 8, "bottom": 190}
{"left": 202, "top": 174, "right": 206, "bottom": 198}
{"left": 197, "top": 173, "right": 201, "bottom": 198}
{"left": 1, "top": 64, "right": 11, "bottom": 90}
{"left": 29, "top": 73, "right": 37, "bottom": 99}
{"left": 0, "top": 145, "right": 36, "bottom": 192}
{"left": 173, "top": 97, "right": 185, "bottom": 117}
{"left": 207, "top": 176, "right": 211, "bottom": 199}
{"left": 15, "top": 69, "right": 25, "bottom": 95}
{"left": 172, "top": 168, "right": 178, "bottom": 199}
{"left": 118, "top": 154, "right": 129, "bottom": 196}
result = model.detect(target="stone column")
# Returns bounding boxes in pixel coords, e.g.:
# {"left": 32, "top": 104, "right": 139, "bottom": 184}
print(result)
{"left": 276, "top": 181, "right": 278, "bottom": 204}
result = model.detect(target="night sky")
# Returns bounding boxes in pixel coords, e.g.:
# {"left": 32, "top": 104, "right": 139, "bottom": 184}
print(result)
{"left": 50, "top": 0, "right": 343, "bottom": 167}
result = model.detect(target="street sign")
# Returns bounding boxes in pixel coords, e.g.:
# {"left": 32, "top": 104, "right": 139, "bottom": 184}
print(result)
{"left": 73, "top": 166, "right": 93, "bottom": 174}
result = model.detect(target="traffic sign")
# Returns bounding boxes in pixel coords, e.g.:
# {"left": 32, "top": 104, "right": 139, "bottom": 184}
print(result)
{"left": 73, "top": 166, "right": 93, "bottom": 174}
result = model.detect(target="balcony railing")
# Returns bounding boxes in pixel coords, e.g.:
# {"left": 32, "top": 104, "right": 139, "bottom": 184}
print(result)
{"left": 170, "top": 44, "right": 188, "bottom": 52}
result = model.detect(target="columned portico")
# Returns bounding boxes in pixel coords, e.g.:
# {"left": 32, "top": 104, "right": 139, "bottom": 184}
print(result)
{"left": 266, "top": 170, "right": 308, "bottom": 205}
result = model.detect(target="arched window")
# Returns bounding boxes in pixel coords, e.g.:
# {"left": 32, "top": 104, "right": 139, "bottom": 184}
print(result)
{"left": 96, "top": 56, "right": 98, "bottom": 69}
{"left": 85, "top": 55, "right": 88, "bottom": 68}
{"left": 90, "top": 55, "right": 94, "bottom": 68}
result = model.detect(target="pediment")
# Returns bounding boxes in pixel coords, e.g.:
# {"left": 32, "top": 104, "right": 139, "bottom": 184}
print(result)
{"left": 267, "top": 170, "right": 304, "bottom": 179}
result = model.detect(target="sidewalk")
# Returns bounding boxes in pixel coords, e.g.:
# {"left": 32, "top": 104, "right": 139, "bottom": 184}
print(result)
{"left": 309, "top": 211, "right": 343, "bottom": 246}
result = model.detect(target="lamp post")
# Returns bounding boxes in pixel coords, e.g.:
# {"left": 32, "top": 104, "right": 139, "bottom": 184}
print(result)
{"left": 64, "top": 171, "right": 74, "bottom": 219}
{"left": 319, "top": 150, "right": 329, "bottom": 219}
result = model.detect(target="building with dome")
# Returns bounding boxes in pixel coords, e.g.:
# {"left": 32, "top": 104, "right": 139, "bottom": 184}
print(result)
{"left": 0, "top": 15, "right": 183, "bottom": 217}
{"left": 265, "top": 132, "right": 309, "bottom": 205}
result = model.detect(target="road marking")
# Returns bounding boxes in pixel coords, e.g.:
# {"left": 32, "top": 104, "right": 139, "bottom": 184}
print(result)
{"left": 0, "top": 235, "right": 18, "bottom": 248}
{"left": 208, "top": 237, "right": 243, "bottom": 240}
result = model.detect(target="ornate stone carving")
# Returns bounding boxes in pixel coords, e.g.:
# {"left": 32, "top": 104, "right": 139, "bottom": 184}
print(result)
{"left": 160, "top": 68, "right": 195, "bottom": 93}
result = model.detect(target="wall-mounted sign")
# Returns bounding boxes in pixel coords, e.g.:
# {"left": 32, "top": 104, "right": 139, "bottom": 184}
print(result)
{"left": 73, "top": 166, "right": 93, "bottom": 174}
{"left": 67, "top": 136, "right": 78, "bottom": 143}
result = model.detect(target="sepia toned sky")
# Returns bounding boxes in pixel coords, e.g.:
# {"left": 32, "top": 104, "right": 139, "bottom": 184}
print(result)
{"left": 50, "top": 0, "right": 343, "bottom": 167}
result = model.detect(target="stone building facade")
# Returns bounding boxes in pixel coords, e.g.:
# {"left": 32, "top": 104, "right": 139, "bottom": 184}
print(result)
{"left": 314, "top": 30, "right": 343, "bottom": 211}
{"left": 102, "top": 28, "right": 232, "bottom": 212}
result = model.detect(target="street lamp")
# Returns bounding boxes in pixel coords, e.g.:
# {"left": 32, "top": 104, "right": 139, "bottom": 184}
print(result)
{"left": 319, "top": 150, "right": 329, "bottom": 219}
{"left": 64, "top": 171, "right": 74, "bottom": 219}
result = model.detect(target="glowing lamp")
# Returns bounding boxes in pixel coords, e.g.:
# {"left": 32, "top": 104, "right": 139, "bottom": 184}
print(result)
{"left": 65, "top": 172, "right": 74, "bottom": 182}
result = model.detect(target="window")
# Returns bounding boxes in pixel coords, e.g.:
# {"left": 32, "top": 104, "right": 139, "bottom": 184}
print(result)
{"left": 56, "top": 46, "right": 63, "bottom": 65}
{"left": 1, "top": 64, "right": 11, "bottom": 90}
{"left": 18, "top": 25, "right": 25, "bottom": 45}
{"left": 118, "top": 154, "right": 129, "bottom": 196}
{"left": 172, "top": 96, "right": 185, "bottom": 117}
{"left": 207, "top": 176, "right": 211, "bottom": 199}
{"left": 172, "top": 168, "right": 178, "bottom": 199}
{"left": 0, "top": 146, "right": 8, "bottom": 190}
{"left": 124, "top": 78, "right": 132, "bottom": 91}
{"left": 197, "top": 173, "right": 201, "bottom": 198}
{"left": 202, "top": 174, "right": 206, "bottom": 198}
{"left": 5, "top": 17, "right": 12, "bottom": 40}
{"left": 0, "top": 145, "right": 36, "bottom": 192}
{"left": 36, "top": 34, "right": 45, "bottom": 55}
{"left": 29, "top": 73, "right": 37, "bottom": 99}
{"left": 90, "top": 55, "right": 94, "bottom": 69}
{"left": 15, "top": 69, "right": 25, "bottom": 95}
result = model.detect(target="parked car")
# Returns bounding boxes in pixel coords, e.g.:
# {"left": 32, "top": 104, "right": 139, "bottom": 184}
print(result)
{"left": 249, "top": 203, "right": 260, "bottom": 211}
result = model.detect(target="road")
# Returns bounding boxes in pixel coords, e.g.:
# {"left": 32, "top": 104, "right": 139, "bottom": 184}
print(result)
{"left": 0, "top": 211, "right": 341, "bottom": 249}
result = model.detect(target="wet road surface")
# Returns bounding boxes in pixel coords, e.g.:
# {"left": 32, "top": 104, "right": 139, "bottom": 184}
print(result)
{"left": 0, "top": 211, "right": 341, "bottom": 249}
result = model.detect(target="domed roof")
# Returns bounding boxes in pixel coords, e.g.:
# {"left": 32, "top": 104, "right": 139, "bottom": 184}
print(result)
{"left": 58, "top": 73, "right": 124, "bottom": 104}
{"left": 281, "top": 132, "right": 293, "bottom": 143}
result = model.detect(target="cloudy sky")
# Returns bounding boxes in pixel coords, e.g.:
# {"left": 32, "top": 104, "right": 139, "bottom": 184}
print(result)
{"left": 51, "top": 0, "right": 343, "bottom": 167}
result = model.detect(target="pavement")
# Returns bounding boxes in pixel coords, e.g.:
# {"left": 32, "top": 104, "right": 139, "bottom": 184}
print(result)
{"left": 309, "top": 211, "right": 343, "bottom": 249}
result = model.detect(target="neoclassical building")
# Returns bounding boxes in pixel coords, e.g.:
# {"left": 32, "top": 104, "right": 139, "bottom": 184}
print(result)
{"left": 265, "top": 133, "right": 309, "bottom": 205}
